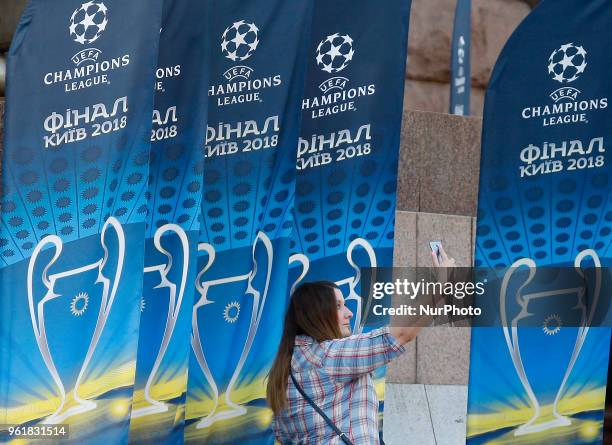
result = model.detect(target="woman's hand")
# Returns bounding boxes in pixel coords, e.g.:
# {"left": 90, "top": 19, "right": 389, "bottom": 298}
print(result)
{"left": 431, "top": 244, "right": 455, "bottom": 268}
{"left": 431, "top": 244, "right": 455, "bottom": 286}
{"left": 390, "top": 245, "right": 458, "bottom": 346}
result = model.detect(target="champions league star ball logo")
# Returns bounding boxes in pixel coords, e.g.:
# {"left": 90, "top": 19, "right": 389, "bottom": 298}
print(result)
{"left": 221, "top": 20, "right": 260, "bottom": 62}
{"left": 69, "top": 1, "right": 108, "bottom": 45}
{"left": 547, "top": 43, "right": 587, "bottom": 84}
{"left": 316, "top": 33, "right": 355, "bottom": 74}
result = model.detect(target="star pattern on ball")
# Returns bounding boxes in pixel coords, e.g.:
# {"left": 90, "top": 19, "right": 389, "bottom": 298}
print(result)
{"left": 316, "top": 33, "right": 355, "bottom": 74}
{"left": 221, "top": 20, "right": 260, "bottom": 62}
{"left": 547, "top": 43, "right": 587, "bottom": 84}
{"left": 69, "top": 1, "right": 109, "bottom": 45}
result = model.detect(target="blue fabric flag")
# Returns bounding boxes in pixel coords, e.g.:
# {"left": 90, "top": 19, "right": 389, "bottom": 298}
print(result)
{"left": 468, "top": 1, "right": 612, "bottom": 443}
{"left": 290, "top": 0, "right": 411, "bottom": 439}
{"left": 129, "top": 0, "right": 211, "bottom": 443}
{"left": 0, "top": 0, "right": 162, "bottom": 443}
{"left": 184, "top": 1, "right": 312, "bottom": 443}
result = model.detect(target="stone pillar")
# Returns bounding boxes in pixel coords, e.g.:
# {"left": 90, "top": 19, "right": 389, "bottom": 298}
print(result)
{"left": 387, "top": 110, "right": 481, "bottom": 385}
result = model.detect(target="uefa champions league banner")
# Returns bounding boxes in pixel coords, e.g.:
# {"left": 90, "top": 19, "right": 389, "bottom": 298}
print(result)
{"left": 0, "top": 0, "right": 162, "bottom": 443}
{"left": 450, "top": 0, "right": 471, "bottom": 116}
{"left": 128, "top": 0, "right": 210, "bottom": 444}
{"left": 184, "top": 1, "right": 312, "bottom": 443}
{"left": 288, "top": 0, "right": 411, "bottom": 433}
{"left": 467, "top": 0, "right": 612, "bottom": 443}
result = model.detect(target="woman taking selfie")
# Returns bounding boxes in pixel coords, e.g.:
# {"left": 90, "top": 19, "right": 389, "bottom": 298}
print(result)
{"left": 267, "top": 247, "right": 455, "bottom": 444}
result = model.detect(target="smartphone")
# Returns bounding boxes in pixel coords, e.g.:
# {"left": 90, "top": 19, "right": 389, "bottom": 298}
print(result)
{"left": 429, "top": 241, "right": 443, "bottom": 263}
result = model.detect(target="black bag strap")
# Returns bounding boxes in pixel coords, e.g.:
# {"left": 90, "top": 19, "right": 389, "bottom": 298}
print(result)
{"left": 290, "top": 370, "right": 354, "bottom": 445}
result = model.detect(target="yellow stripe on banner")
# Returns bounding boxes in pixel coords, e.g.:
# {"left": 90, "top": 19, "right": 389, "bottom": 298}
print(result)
{"left": 1, "top": 361, "right": 136, "bottom": 425}
{"left": 375, "top": 378, "right": 386, "bottom": 401}
{"left": 466, "top": 387, "right": 606, "bottom": 437}
{"left": 131, "top": 374, "right": 188, "bottom": 411}
{"left": 186, "top": 376, "right": 388, "bottom": 418}
{"left": 186, "top": 376, "right": 267, "bottom": 419}
{"left": 185, "top": 372, "right": 389, "bottom": 433}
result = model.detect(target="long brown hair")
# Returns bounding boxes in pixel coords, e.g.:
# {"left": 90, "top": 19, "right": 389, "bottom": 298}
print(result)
{"left": 266, "top": 281, "right": 342, "bottom": 414}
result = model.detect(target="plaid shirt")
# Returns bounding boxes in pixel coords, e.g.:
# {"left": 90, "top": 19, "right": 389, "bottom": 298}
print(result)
{"left": 273, "top": 327, "right": 405, "bottom": 445}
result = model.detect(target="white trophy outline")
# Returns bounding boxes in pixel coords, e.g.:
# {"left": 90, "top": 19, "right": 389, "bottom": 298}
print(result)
{"left": 289, "top": 238, "right": 377, "bottom": 335}
{"left": 500, "top": 249, "right": 601, "bottom": 436}
{"left": 27, "top": 217, "right": 125, "bottom": 424}
{"left": 131, "top": 224, "right": 189, "bottom": 418}
{"left": 190, "top": 231, "right": 273, "bottom": 429}
{"left": 288, "top": 253, "right": 309, "bottom": 296}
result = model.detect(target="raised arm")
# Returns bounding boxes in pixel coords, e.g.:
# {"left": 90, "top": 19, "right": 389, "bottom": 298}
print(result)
{"left": 390, "top": 245, "right": 456, "bottom": 345}
{"left": 321, "top": 328, "right": 405, "bottom": 382}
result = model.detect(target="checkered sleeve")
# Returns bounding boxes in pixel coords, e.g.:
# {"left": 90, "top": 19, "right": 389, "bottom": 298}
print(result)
{"left": 321, "top": 327, "right": 406, "bottom": 381}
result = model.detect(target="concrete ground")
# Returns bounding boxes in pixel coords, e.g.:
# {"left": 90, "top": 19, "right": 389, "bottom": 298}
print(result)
{"left": 384, "top": 384, "right": 468, "bottom": 445}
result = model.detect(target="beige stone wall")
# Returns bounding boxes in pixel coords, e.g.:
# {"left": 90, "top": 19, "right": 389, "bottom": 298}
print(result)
{"left": 389, "top": 1, "right": 538, "bottom": 383}
{"left": 405, "top": 0, "right": 534, "bottom": 115}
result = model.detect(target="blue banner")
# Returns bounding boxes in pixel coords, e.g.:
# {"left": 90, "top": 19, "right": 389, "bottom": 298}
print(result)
{"left": 128, "top": 1, "right": 211, "bottom": 443}
{"left": 450, "top": 0, "right": 471, "bottom": 115}
{"left": 0, "top": 0, "right": 162, "bottom": 443}
{"left": 467, "top": 1, "right": 612, "bottom": 443}
{"left": 290, "top": 0, "right": 411, "bottom": 436}
{"left": 184, "top": 1, "right": 312, "bottom": 443}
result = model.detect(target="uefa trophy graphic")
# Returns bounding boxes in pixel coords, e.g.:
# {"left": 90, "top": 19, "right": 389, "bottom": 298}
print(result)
{"left": 288, "top": 253, "right": 309, "bottom": 295}
{"left": 500, "top": 249, "right": 601, "bottom": 436}
{"left": 337, "top": 238, "right": 377, "bottom": 334}
{"left": 190, "top": 232, "right": 273, "bottom": 429}
{"left": 27, "top": 217, "right": 125, "bottom": 424}
{"left": 132, "top": 224, "right": 189, "bottom": 418}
